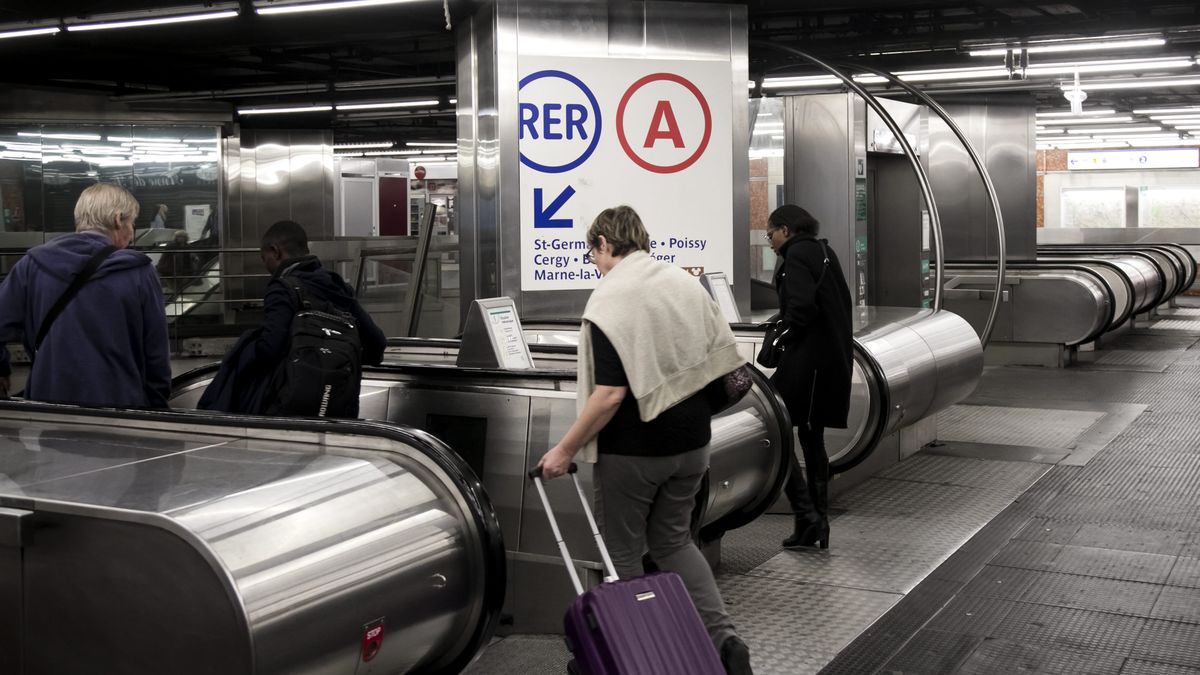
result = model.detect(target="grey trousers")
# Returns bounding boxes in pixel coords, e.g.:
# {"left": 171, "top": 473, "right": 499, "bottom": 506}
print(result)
{"left": 593, "top": 445, "right": 738, "bottom": 649}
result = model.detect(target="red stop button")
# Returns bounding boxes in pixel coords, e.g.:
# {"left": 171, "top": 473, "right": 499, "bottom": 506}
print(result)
{"left": 361, "top": 618, "right": 385, "bottom": 662}
{"left": 414, "top": 165, "right": 426, "bottom": 180}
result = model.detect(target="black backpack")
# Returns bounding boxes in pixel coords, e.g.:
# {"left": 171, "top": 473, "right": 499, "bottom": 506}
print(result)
{"left": 263, "top": 278, "right": 363, "bottom": 418}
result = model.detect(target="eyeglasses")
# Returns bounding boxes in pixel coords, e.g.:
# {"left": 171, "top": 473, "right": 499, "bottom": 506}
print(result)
{"left": 762, "top": 228, "right": 779, "bottom": 241}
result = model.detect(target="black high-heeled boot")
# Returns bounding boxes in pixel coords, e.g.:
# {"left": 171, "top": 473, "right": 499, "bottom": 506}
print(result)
{"left": 782, "top": 515, "right": 829, "bottom": 549}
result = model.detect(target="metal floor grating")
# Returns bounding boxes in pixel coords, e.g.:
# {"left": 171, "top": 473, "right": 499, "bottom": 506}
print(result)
{"left": 1085, "top": 349, "right": 1185, "bottom": 372}
{"left": 462, "top": 635, "right": 571, "bottom": 675}
{"left": 465, "top": 453, "right": 1047, "bottom": 675}
{"left": 715, "top": 513, "right": 791, "bottom": 576}
{"left": 937, "top": 404, "right": 1106, "bottom": 449}
{"left": 821, "top": 303, "right": 1200, "bottom": 674}
{"left": 1143, "top": 318, "right": 1200, "bottom": 332}
{"left": 1099, "top": 333, "right": 1198, "bottom": 351}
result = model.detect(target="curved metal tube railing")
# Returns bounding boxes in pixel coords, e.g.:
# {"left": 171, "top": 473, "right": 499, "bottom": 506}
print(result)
{"left": 845, "top": 63, "right": 1007, "bottom": 347}
{"left": 753, "top": 41, "right": 945, "bottom": 311}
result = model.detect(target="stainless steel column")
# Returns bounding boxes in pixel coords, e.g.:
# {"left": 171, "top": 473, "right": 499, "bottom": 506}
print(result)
{"left": 457, "top": 1, "right": 750, "bottom": 321}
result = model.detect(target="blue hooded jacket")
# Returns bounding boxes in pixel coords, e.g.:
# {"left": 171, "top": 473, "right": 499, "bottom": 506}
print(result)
{"left": 0, "top": 231, "right": 172, "bottom": 408}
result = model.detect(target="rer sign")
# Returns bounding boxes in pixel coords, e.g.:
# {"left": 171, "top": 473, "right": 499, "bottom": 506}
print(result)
{"left": 518, "top": 56, "right": 733, "bottom": 291}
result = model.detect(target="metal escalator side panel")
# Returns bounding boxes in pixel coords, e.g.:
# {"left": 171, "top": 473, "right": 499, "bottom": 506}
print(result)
{"left": 1013, "top": 271, "right": 1111, "bottom": 346}
{"left": 908, "top": 310, "right": 985, "bottom": 419}
{"left": 951, "top": 265, "right": 1111, "bottom": 346}
{"left": 0, "top": 402, "right": 506, "bottom": 675}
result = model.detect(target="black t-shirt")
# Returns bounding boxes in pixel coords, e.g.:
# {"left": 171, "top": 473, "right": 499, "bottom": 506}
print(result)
{"left": 591, "top": 327, "right": 712, "bottom": 456}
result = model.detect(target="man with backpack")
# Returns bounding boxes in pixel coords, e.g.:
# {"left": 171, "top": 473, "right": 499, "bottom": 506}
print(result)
{"left": 199, "top": 220, "right": 386, "bottom": 417}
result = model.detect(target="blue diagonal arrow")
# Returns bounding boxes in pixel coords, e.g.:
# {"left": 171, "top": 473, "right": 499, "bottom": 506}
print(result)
{"left": 534, "top": 186, "right": 575, "bottom": 228}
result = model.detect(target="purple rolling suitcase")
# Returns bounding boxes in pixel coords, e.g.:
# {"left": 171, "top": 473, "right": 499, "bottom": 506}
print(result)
{"left": 530, "top": 465, "right": 726, "bottom": 675}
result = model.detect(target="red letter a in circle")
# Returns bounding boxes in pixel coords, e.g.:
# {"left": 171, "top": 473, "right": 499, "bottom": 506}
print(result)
{"left": 643, "top": 100, "right": 684, "bottom": 148}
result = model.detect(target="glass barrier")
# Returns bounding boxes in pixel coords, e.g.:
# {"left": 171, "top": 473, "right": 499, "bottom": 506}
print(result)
{"left": 749, "top": 97, "right": 785, "bottom": 284}
{"left": 355, "top": 236, "right": 461, "bottom": 339}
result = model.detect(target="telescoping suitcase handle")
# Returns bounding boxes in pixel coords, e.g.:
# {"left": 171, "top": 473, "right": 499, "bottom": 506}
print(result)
{"left": 528, "top": 463, "right": 619, "bottom": 595}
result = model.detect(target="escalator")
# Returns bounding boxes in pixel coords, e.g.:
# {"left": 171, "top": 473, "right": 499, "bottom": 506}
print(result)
{"left": 0, "top": 400, "right": 505, "bottom": 675}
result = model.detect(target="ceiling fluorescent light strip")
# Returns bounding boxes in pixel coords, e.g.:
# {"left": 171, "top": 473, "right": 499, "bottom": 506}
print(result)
{"left": 1067, "top": 127, "right": 1168, "bottom": 134}
{"left": 67, "top": 10, "right": 238, "bottom": 32}
{"left": 0, "top": 26, "right": 60, "bottom": 39}
{"left": 1068, "top": 77, "right": 1200, "bottom": 91}
{"left": 1133, "top": 107, "right": 1200, "bottom": 115}
{"left": 1126, "top": 138, "right": 1200, "bottom": 146}
{"left": 1036, "top": 109, "right": 1116, "bottom": 117}
{"left": 1025, "top": 58, "right": 1194, "bottom": 78}
{"left": 766, "top": 56, "right": 1186, "bottom": 90}
{"left": 970, "top": 37, "right": 1166, "bottom": 57}
{"left": 405, "top": 141, "right": 456, "bottom": 147}
{"left": 335, "top": 99, "right": 439, "bottom": 111}
{"left": 1039, "top": 116, "right": 1134, "bottom": 125}
{"left": 256, "top": 0, "right": 423, "bottom": 15}
{"left": 333, "top": 142, "right": 393, "bottom": 149}
{"left": 238, "top": 105, "right": 332, "bottom": 115}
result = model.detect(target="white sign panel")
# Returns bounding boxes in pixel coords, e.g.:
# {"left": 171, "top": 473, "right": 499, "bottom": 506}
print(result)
{"left": 1067, "top": 148, "right": 1200, "bottom": 171}
{"left": 518, "top": 56, "right": 733, "bottom": 290}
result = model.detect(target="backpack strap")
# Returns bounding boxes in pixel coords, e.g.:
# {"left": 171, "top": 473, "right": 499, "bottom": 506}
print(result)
{"left": 35, "top": 245, "right": 118, "bottom": 353}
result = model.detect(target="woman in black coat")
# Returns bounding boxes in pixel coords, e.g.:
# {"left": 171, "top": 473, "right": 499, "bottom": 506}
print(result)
{"left": 765, "top": 205, "right": 854, "bottom": 549}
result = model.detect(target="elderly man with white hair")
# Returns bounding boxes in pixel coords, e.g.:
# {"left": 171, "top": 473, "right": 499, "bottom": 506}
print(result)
{"left": 0, "top": 182, "right": 171, "bottom": 407}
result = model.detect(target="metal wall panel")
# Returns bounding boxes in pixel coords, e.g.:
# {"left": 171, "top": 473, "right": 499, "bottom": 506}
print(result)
{"left": 225, "top": 129, "right": 335, "bottom": 248}
{"left": 221, "top": 129, "right": 334, "bottom": 310}
{"left": 784, "top": 93, "right": 858, "bottom": 293}
{"left": 927, "top": 97, "right": 1037, "bottom": 262}
{"left": 458, "top": 1, "right": 750, "bottom": 319}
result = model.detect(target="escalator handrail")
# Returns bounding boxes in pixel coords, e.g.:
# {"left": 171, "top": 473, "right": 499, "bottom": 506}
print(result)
{"left": 1038, "top": 248, "right": 1170, "bottom": 309}
{"left": 698, "top": 364, "right": 794, "bottom": 542}
{"left": 1153, "top": 243, "right": 1197, "bottom": 289}
{"left": 948, "top": 259, "right": 1130, "bottom": 333}
{"left": 729, "top": 323, "right": 890, "bottom": 475}
{"left": 1040, "top": 245, "right": 1190, "bottom": 299}
{"left": 0, "top": 399, "right": 507, "bottom": 675}
{"left": 1020, "top": 257, "right": 1137, "bottom": 327}
{"left": 386, "top": 336, "right": 579, "bottom": 357}
{"left": 829, "top": 342, "right": 891, "bottom": 475}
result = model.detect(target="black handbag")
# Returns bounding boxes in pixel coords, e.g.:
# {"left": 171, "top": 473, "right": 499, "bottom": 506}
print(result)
{"left": 755, "top": 321, "right": 789, "bottom": 369}
{"left": 758, "top": 240, "right": 830, "bottom": 369}
{"left": 705, "top": 364, "right": 754, "bottom": 415}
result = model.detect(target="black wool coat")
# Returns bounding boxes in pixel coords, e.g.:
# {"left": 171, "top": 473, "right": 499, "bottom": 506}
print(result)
{"left": 769, "top": 236, "right": 855, "bottom": 430}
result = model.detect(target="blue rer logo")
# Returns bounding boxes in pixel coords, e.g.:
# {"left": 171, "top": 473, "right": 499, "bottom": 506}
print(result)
{"left": 518, "top": 70, "right": 602, "bottom": 174}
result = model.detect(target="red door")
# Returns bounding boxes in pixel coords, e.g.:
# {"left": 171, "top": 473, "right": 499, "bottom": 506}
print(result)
{"left": 378, "top": 176, "right": 408, "bottom": 236}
